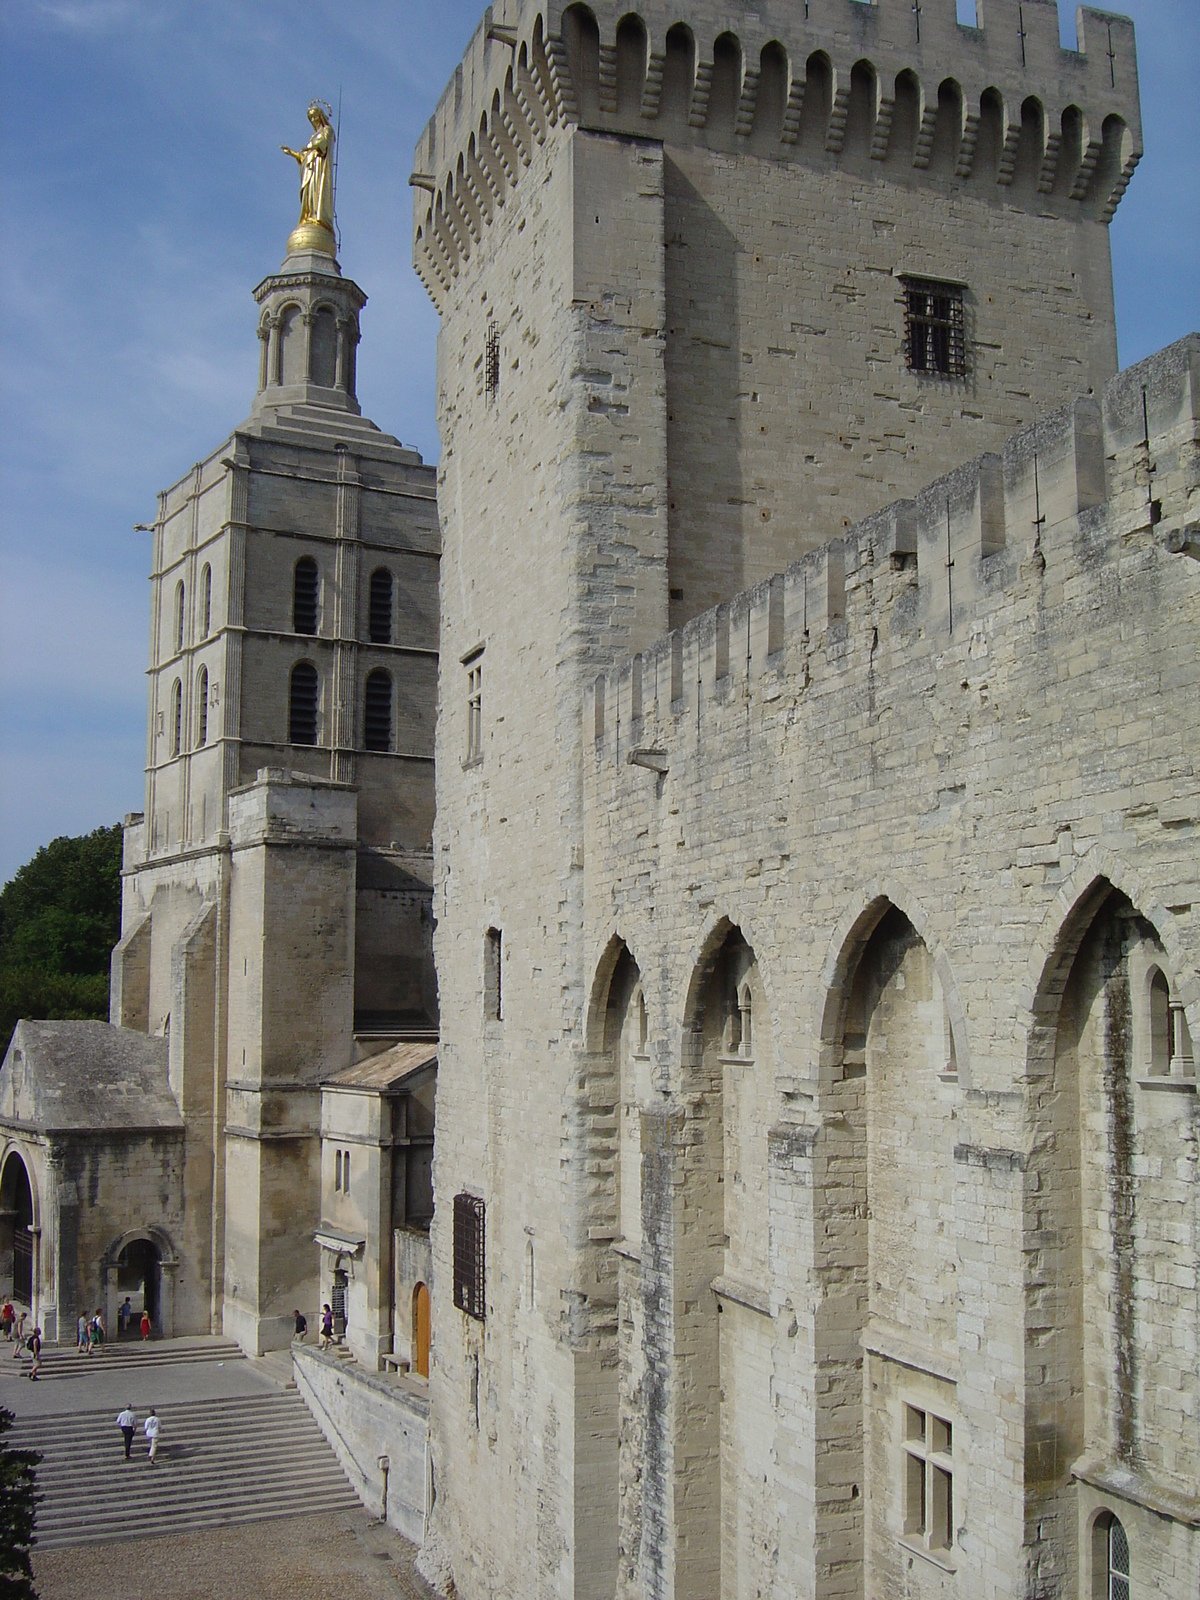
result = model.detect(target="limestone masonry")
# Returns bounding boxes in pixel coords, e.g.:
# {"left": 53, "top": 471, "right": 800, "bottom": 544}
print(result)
{"left": 0, "top": 2, "right": 1195, "bottom": 1598}
{"left": 413, "top": 3, "right": 1197, "bottom": 1599}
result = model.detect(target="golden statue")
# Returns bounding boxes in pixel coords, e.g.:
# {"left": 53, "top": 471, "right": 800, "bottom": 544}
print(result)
{"left": 282, "top": 102, "right": 336, "bottom": 255}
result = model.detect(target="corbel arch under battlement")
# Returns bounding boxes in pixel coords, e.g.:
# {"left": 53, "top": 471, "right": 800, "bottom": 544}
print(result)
{"left": 814, "top": 882, "right": 970, "bottom": 1092}
{"left": 584, "top": 929, "right": 648, "bottom": 1056}
{"left": 1016, "top": 848, "right": 1200, "bottom": 1085}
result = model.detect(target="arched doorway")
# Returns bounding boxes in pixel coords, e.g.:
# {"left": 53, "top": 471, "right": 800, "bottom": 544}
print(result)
{"left": 0, "top": 1153, "right": 35, "bottom": 1308}
{"left": 412, "top": 1282, "right": 430, "bottom": 1378}
{"left": 115, "top": 1238, "right": 162, "bottom": 1338}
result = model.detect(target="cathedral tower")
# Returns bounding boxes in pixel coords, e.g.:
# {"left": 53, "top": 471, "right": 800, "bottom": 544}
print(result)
{"left": 114, "top": 214, "right": 439, "bottom": 1351}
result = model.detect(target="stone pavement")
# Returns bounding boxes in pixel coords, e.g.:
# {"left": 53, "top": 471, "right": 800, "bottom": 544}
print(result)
{"left": 31, "top": 1507, "right": 435, "bottom": 1600}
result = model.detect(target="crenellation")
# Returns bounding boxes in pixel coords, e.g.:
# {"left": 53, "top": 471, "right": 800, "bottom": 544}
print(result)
{"left": 413, "top": 0, "right": 1142, "bottom": 299}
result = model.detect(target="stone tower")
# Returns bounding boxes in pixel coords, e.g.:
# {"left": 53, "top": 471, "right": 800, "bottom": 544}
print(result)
{"left": 113, "top": 222, "right": 439, "bottom": 1352}
{"left": 412, "top": 2, "right": 1142, "bottom": 1597}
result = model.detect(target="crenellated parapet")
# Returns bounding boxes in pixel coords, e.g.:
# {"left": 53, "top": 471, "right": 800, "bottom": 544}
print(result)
{"left": 411, "top": 0, "right": 1141, "bottom": 309}
{"left": 584, "top": 333, "right": 1198, "bottom": 762}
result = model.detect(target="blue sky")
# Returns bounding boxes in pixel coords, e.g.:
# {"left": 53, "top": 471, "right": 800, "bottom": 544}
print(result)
{"left": 1, "top": 0, "right": 1197, "bottom": 884}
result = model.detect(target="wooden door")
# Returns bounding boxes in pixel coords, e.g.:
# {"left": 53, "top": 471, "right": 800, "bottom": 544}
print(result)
{"left": 413, "top": 1282, "right": 431, "bottom": 1378}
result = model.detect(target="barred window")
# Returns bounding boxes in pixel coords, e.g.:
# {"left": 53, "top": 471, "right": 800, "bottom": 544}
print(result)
{"left": 485, "top": 321, "right": 500, "bottom": 405}
{"left": 289, "top": 661, "right": 319, "bottom": 745}
{"left": 364, "top": 669, "right": 392, "bottom": 752}
{"left": 902, "top": 278, "right": 966, "bottom": 378}
{"left": 293, "top": 557, "right": 319, "bottom": 635}
{"left": 368, "top": 567, "right": 393, "bottom": 644}
{"left": 453, "top": 1192, "right": 486, "bottom": 1320}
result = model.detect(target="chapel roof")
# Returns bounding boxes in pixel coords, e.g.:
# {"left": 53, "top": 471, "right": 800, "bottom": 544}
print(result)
{"left": 0, "top": 1020, "right": 182, "bottom": 1133}
{"left": 324, "top": 1040, "right": 438, "bottom": 1094}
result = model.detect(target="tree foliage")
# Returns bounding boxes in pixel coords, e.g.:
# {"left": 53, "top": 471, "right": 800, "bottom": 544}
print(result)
{"left": 0, "top": 826, "right": 123, "bottom": 1058}
{"left": 0, "top": 1406, "right": 39, "bottom": 1597}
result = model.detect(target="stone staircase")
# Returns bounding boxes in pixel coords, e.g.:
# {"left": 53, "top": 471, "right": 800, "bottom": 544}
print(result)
{"left": 9, "top": 1343, "right": 361, "bottom": 1549}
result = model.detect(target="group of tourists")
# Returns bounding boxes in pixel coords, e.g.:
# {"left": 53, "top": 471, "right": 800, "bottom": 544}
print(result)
{"left": 115, "top": 1404, "right": 160, "bottom": 1463}
{"left": 2, "top": 1301, "right": 42, "bottom": 1379}
{"left": 75, "top": 1301, "right": 151, "bottom": 1352}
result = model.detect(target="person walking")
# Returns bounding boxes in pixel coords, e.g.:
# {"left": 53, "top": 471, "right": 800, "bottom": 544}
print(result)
{"left": 1, "top": 1301, "right": 14, "bottom": 1341}
{"left": 28, "top": 1327, "right": 41, "bottom": 1380}
{"left": 116, "top": 1404, "right": 137, "bottom": 1461}
{"left": 140, "top": 1309, "right": 151, "bottom": 1341}
{"left": 143, "top": 1408, "right": 160, "bottom": 1463}
{"left": 118, "top": 1296, "right": 133, "bottom": 1336}
{"left": 77, "top": 1313, "right": 89, "bottom": 1353}
{"left": 91, "top": 1308, "right": 105, "bottom": 1350}
{"left": 320, "top": 1304, "right": 333, "bottom": 1350}
{"left": 292, "top": 1308, "right": 308, "bottom": 1343}
{"left": 12, "top": 1310, "right": 26, "bottom": 1357}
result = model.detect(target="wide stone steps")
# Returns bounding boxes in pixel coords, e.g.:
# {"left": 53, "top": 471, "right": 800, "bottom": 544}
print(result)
{"left": 17, "top": 1337, "right": 243, "bottom": 1380}
{"left": 11, "top": 1386, "right": 360, "bottom": 1549}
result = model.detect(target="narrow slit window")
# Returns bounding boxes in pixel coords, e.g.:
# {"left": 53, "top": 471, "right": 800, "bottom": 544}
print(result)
{"left": 485, "top": 928, "right": 502, "bottom": 1022}
{"left": 195, "top": 666, "right": 208, "bottom": 748}
{"left": 902, "top": 278, "right": 967, "bottom": 378}
{"left": 466, "top": 659, "right": 483, "bottom": 762}
{"left": 335, "top": 1149, "right": 342, "bottom": 1191}
{"left": 289, "top": 661, "right": 319, "bottom": 745}
{"left": 171, "top": 678, "right": 182, "bottom": 757}
{"left": 368, "top": 567, "right": 393, "bottom": 644}
{"left": 174, "top": 580, "right": 186, "bottom": 653}
{"left": 343, "top": 1149, "right": 350, "bottom": 1192}
{"left": 293, "top": 556, "right": 319, "bottom": 635}
{"left": 364, "top": 669, "right": 392, "bottom": 752}
{"left": 453, "top": 1192, "right": 486, "bottom": 1320}
{"left": 200, "top": 564, "right": 212, "bottom": 638}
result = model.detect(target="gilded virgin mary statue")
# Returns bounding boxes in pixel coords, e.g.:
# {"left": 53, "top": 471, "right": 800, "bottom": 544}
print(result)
{"left": 282, "top": 102, "right": 336, "bottom": 255}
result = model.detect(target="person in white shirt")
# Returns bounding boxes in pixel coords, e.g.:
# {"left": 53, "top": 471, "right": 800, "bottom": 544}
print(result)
{"left": 143, "top": 1408, "right": 160, "bottom": 1463}
{"left": 116, "top": 1405, "right": 137, "bottom": 1460}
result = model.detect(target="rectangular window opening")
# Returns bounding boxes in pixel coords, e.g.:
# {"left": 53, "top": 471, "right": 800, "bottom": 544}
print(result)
{"left": 485, "top": 928, "right": 502, "bottom": 1022}
{"left": 466, "top": 661, "right": 483, "bottom": 762}
{"left": 902, "top": 1403, "right": 955, "bottom": 1557}
{"left": 902, "top": 278, "right": 967, "bottom": 379}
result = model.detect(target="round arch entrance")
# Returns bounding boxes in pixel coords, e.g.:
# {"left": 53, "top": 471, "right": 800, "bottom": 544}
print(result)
{"left": 0, "top": 1152, "right": 35, "bottom": 1308}
{"left": 103, "top": 1230, "right": 177, "bottom": 1341}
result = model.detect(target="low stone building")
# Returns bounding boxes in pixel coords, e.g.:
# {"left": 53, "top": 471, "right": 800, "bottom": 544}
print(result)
{"left": 0, "top": 1021, "right": 185, "bottom": 1342}
{"left": 317, "top": 1041, "right": 436, "bottom": 1370}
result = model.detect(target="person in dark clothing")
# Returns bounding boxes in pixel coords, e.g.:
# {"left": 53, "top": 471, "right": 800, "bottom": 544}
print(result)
{"left": 117, "top": 1405, "right": 137, "bottom": 1460}
{"left": 292, "top": 1309, "right": 308, "bottom": 1342}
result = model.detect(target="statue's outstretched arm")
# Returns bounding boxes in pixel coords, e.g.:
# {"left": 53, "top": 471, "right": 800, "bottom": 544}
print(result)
{"left": 281, "top": 145, "right": 302, "bottom": 165}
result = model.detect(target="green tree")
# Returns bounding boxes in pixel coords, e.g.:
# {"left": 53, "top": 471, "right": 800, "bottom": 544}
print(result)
{"left": 0, "top": 825, "right": 123, "bottom": 1057}
{"left": 0, "top": 1406, "right": 39, "bottom": 1597}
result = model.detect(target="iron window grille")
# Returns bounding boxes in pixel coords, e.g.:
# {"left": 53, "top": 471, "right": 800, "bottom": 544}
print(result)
{"left": 453, "top": 1192, "right": 486, "bottom": 1320}
{"left": 485, "top": 322, "right": 500, "bottom": 405}
{"left": 902, "top": 278, "right": 967, "bottom": 379}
